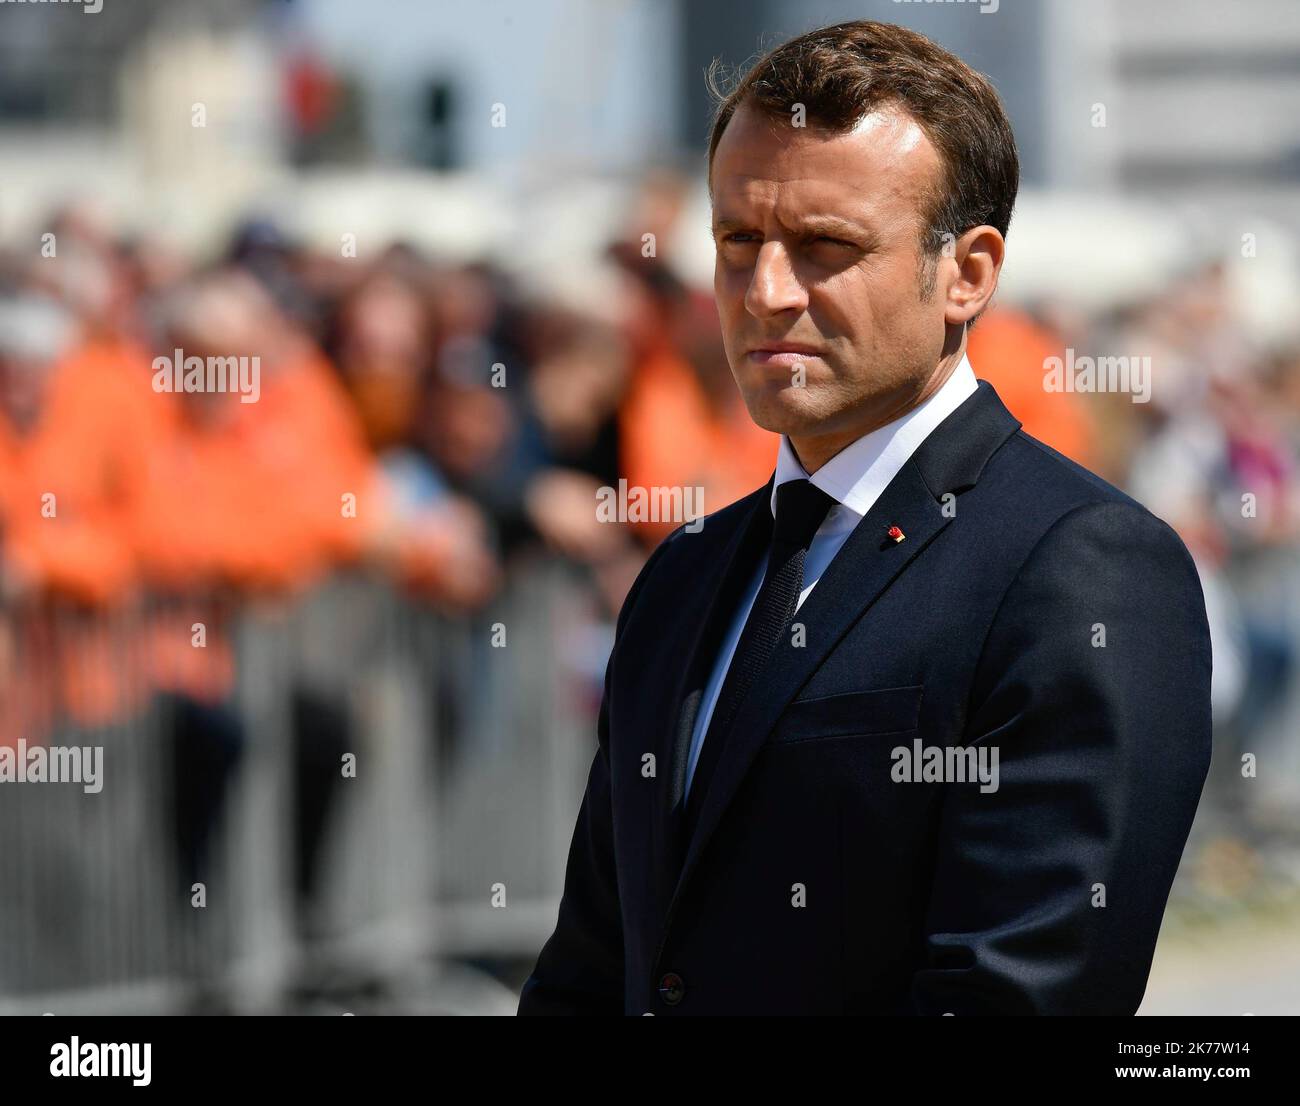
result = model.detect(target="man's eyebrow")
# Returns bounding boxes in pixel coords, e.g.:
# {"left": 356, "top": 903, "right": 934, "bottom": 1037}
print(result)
{"left": 710, "top": 216, "right": 752, "bottom": 235}
{"left": 711, "top": 213, "right": 871, "bottom": 238}
{"left": 789, "top": 214, "right": 871, "bottom": 237}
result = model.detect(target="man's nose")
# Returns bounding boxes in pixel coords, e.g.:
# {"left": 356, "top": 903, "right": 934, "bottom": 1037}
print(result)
{"left": 744, "top": 241, "right": 807, "bottom": 318}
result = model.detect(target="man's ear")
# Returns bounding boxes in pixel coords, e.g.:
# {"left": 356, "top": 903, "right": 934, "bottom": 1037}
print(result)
{"left": 944, "top": 226, "right": 1004, "bottom": 326}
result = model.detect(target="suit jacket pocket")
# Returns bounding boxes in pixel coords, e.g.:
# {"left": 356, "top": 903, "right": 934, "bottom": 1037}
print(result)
{"left": 772, "top": 684, "right": 923, "bottom": 744}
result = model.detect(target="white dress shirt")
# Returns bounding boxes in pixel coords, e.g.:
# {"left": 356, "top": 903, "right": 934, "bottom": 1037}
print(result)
{"left": 683, "top": 353, "right": 979, "bottom": 799}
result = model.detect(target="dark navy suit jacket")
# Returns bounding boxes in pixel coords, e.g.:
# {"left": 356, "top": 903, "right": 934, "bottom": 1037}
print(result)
{"left": 518, "top": 379, "right": 1212, "bottom": 1015}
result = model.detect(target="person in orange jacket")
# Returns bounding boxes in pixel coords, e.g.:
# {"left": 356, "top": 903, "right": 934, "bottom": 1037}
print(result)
{"left": 965, "top": 305, "right": 1096, "bottom": 469}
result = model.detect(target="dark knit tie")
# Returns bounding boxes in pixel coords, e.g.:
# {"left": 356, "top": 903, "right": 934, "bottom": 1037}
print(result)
{"left": 682, "top": 478, "right": 837, "bottom": 841}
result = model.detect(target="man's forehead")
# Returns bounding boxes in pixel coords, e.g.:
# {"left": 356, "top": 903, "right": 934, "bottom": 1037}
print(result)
{"left": 711, "top": 102, "right": 935, "bottom": 204}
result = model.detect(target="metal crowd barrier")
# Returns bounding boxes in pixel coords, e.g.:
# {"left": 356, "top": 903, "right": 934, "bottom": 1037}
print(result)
{"left": 0, "top": 553, "right": 601, "bottom": 1013}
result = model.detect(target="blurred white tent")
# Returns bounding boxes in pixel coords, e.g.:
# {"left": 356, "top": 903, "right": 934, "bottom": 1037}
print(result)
{"left": 1001, "top": 192, "right": 1300, "bottom": 347}
{"left": 279, "top": 169, "right": 513, "bottom": 263}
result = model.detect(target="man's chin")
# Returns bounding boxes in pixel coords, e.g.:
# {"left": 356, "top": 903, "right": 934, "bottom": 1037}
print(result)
{"left": 741, "top": 389, "right": 828, "bottom": 437}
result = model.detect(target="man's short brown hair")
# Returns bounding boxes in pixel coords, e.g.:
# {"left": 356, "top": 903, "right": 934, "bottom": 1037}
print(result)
{"left": 706, "top": 20, "right": 1020, "bottom": 298}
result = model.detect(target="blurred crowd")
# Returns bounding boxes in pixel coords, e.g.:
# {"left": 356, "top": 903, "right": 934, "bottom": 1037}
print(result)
{"left": 2, "top": 173, "right": 1299, "bottom": 938}
{"left": 0, "top": 177, "right": 790, "bottom": 933}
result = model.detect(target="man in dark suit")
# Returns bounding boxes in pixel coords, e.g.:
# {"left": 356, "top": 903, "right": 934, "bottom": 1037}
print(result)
{"left": 518, "top": 20, "right": 1211, "bottom": 1015}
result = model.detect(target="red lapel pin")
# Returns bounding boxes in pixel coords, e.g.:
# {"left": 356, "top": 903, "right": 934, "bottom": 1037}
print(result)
{"left": 886, "top": 525, "right": 905, "bottom": 544}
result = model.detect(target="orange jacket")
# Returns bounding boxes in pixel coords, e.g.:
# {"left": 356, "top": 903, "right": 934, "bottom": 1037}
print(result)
{"left": 619, "top": 345, "right": 778, "bottom": 544}
{"left": 967, "top": 308, "right": 1095, "bottom": 468}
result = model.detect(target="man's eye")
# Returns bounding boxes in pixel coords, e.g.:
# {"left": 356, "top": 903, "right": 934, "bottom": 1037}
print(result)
{"left": 813, "top": 236, "right": 852, "bottom": 248}
{"left": 721, "top": 232, "right": 757, "bottom": 244}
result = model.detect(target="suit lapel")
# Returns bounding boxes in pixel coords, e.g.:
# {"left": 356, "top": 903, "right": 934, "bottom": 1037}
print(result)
{"left": 659, "top": 379, "right": 1022, "bottom": 922}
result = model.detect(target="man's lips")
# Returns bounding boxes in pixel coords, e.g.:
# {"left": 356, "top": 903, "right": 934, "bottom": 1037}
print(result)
{"left": 745, "top": 345, "right": 823, "bottom": 367}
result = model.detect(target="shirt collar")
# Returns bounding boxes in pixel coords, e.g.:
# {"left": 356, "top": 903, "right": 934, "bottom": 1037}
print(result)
{"left": 770, "top": 352, "right": 979, "bottom": 521}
